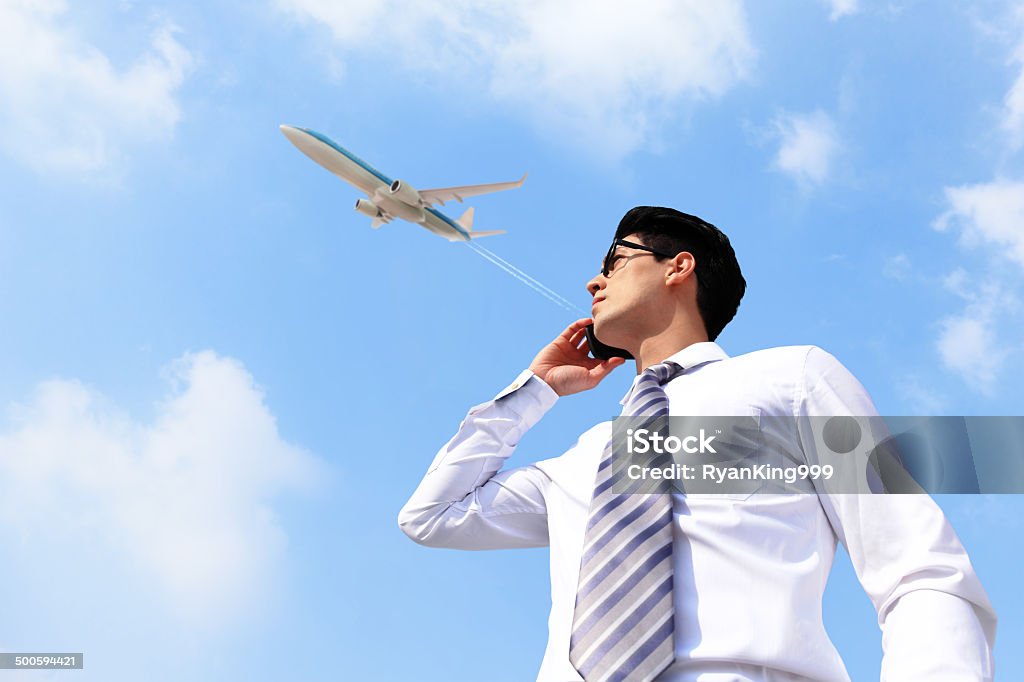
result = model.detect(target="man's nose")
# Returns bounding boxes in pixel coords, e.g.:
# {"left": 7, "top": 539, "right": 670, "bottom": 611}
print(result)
{"left": 586, "top": 273, "right": 605, "bottom": 296}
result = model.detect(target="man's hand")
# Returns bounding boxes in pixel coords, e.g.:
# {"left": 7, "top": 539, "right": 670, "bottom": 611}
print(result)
{"left": 528, "top": 318, "right": 627, "bottom": 397}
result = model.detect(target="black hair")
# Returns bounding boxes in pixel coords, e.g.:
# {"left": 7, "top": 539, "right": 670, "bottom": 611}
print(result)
{"left": 613, "top": 206, "right": 745, "bottom": 342}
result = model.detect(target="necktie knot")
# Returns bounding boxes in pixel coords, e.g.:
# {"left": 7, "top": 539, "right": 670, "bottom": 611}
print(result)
{"left": 621, "top": 361, "right": 684, "bottom": 417}
{"left": 644, "top": 360, "right": 683, "bottom": 387}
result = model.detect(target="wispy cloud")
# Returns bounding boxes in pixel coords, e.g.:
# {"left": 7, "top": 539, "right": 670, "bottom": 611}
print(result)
{"left": 0, "top": 0, "right": 193, "bottom": 178}
{"left": 824, "top": 0, "right": 859, "bottom": 22}
{"left": 935, "top": 308, "right": 1005, "bottom": 395}
{"left": 946, "top": 494, "right": 1024, "bottom": 533}
{"left": 883, "top": 253, "right": 911, "bottom": 280}
{"left": 769, "top": 109, "right": 841, "bottom": 188}
{"left": 276, "top": 0, "right": 755, "bottom": 160}
{"left": 922, "top": 8, "right": 1024, "bottom": 398}
{"left": 933, "top": 179, "right": 1024, "bottom": 268}
{"left": 0, "top": 351, "right": 325, "bottom": 627}
{"left": 1001, "top": 4, "right": 1024, "bottom": 148}
{"left": 933, "top": 268, "right": 1016, "bottom": 395}
{"left": 896, "top": 374, "right": 948, "bottom": 415}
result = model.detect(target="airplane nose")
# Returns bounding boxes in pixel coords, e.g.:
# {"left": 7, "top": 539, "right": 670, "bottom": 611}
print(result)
{"left": 279, "top": 124, "right": 303, "bottom": 145}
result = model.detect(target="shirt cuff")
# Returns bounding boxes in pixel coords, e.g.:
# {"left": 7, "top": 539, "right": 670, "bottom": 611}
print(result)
{"left": 494, "top": 370, "right": 559, "bottom": 408}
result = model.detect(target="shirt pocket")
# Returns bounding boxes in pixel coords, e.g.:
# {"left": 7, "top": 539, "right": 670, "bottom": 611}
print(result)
{"left": 688, "top": 408, "right": 767, "bottom": 502}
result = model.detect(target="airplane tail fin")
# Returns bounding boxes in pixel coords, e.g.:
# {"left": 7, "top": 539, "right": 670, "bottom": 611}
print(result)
{"left": 456, "top": 207, "right": 475, "bottom": 230}
{"left": 454, "top": 206, "right": 504, "bottom": 239}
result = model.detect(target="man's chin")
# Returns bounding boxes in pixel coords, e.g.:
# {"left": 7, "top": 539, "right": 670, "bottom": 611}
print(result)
{"left": 593, "top": 321, "right": 632, "bottom": 352}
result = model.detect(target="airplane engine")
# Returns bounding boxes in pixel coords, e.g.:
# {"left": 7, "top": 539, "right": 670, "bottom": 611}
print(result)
{"left": 354, "top": 198, "right": 381, "bottom": 218}
{"left": 389, "top": 179, "right": 423, "bottom": 207}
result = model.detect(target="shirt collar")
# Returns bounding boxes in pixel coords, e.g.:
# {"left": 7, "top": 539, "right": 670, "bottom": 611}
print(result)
{"left": 618, "top": 341, "right": 730, "bottom": 405}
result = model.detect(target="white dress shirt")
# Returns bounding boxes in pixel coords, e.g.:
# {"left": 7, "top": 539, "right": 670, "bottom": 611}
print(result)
{"left": 398, "top": 343, "right": 997, "bottom": 681}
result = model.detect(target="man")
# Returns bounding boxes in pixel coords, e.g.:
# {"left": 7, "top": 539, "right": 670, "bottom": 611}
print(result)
{"left": 398, "top": 206, "right": 996, "bottom": 681}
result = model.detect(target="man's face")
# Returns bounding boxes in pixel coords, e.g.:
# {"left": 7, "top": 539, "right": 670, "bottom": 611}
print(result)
{"left": 585, "top": 233, "right": 672, "bottom": 350}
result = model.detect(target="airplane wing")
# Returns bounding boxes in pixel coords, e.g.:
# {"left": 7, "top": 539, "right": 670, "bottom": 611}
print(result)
{"left": 419, "top": 173, "right": 527, "bottom": 206}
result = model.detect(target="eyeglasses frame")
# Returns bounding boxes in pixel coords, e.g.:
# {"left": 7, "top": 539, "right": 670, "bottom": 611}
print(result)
{"left": 602, "top": 238, "right": 676, "bottom": 277}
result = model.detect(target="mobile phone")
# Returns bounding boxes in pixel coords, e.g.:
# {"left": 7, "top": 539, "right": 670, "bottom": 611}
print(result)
{"left": 585, "top": 323, "right": 633, "bottom": 360}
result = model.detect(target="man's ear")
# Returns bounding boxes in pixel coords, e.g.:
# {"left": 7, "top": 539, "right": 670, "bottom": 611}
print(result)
{"left": 665, "top": 251, "right": 696, "bottom": 286}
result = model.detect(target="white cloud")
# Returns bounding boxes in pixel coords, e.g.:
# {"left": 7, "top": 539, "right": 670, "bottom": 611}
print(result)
{"left": 928, "top": 181, "right": 1024, "bottom": 395}
{"left": 949, "top": 494, "right": 1024, "bottom": 532}
{"left": 936, "top": 312, "right": 1004, "bottom": 394}
{"left": 824, "top": 0, "right": 859, "bottom": 22}
{"left": 941, "top": 267, "right": 972, "bottom": 297}
{"left": 934, "top": 270, "right": 1015, "bottom": 395}
{"left": 925, "top": 12, "right": 1024, "bottom": 398}
{"left": 0, "top": 350, "right": 324, "bottom": 626}
{"left": 933, "top": 179, "right": 1024, "bottom": 268}
{"left": 277, "top": 0, "right": 755, "bottom": 159}
{"left": 896, "top": 375, "right": 947, "bottom": 415}
{"left": 1001, "top": 5, "right": 1024, "bottom": 148}
{"left": 0, "top": 0, "right": 193, "bottom": 177}
{"left": 770, "top": 109, "right": 840, "bottom": 188}
{"left": 883, "top": 253, "right": 911, "bottom": 280}
{"left": 1005, "top": 55, "right": 1024, "bottom": 148}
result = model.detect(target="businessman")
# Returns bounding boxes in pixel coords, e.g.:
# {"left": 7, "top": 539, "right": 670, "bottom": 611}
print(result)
{"left": 398, "top": 206, "right": 996, "bottom": 681}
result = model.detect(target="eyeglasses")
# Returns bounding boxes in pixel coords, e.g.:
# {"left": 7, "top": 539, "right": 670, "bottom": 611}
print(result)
{"left": 602, "top": 239, "right": 674, "bottom": 277}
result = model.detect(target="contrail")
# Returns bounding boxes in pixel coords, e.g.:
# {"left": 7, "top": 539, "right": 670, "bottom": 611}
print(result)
{"left": 466, "top": 242, "right": 583, "bottom": 314}
{"left": 465, "top": 241, "right": 588, "bottom": 316}
{"left": 471, "top": 243, "right": 583, "bottom": 311}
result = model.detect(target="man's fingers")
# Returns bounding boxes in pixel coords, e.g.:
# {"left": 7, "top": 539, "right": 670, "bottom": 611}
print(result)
{"left": 590, "top": 356, "right": 626, "bottom": 379}
{"left": 558, "top": 318, "right": 593, "bottom": 342}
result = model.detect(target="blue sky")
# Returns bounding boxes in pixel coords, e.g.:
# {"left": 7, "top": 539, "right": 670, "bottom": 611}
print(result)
{"left": 0, "top": 0, "right": 1022, "bottom": 679}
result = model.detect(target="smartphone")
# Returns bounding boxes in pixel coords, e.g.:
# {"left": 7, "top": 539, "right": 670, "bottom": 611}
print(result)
{"left": 585, "top": 323, "right": 633, "bottom": 360}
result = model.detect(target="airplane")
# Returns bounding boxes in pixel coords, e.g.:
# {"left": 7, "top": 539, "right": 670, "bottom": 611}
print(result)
{"left": 279, "top": 124, "right": 525, "bottom": 242}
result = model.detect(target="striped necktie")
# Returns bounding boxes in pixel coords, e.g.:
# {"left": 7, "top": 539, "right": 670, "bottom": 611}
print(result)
{"left": 569, "top": 360, "right": 684, "bottom": 682}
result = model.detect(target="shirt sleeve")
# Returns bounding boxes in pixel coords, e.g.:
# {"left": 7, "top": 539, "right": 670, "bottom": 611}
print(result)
{"left": 397, "top": 370, "right": 559, "bottom": 550}
{"left": 796, "top": 346, "right": 997, "bottom": 681}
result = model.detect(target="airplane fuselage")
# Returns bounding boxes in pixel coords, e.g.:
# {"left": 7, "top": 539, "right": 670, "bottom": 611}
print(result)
{"left": 281, "top": 126, "right": 472, "bottom": 241}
